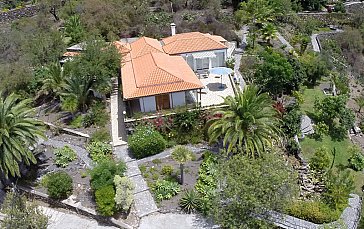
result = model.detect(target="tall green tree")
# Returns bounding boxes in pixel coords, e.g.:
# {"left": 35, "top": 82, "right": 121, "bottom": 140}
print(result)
{"left": 0, "top": 93, "right": 45, "bottom": 178}
{"left": 171, "top": 145, "right": 192, "bottom": 185}
{"left": 64, "top": 15, "right": 85, "bottom": 44}
{"left": 207, "top": 85, "right": 281, "bottom": 157}
{"left": 314, "top": 95, "right": 355, "bottom": 140}
{"left": 211, "top": 153, "right": 298, "bottom": 228}
{"left": 254, "top": 50, "right": 301, "bottom": 97}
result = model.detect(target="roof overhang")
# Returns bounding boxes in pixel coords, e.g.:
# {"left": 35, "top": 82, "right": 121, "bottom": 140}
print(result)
{"left": 192, "top": 51, "right": 216, "bottom": 59}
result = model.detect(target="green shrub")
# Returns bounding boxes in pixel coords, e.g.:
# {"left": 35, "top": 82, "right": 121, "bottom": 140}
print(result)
{"left": 83, "top": 102, "right": 109, "bottom": 127}
{"left": 348, "top": 146, "right": 364, "bottom": 171}
{"left": 161, "top": 165, "right": 174, "bottom": 176}
{"left": 95, "top": 185, "right": 116, "bottom": 216}
{"left": 46, "top": 171, "right": 73, "bottom": 199}
{"left": 153, "top": 180, "right": 180, "bottom": 202}
{"left": 139, "top": 164, "right": 147, "bottom": 174}
{"left": 179, "top": 189, "right": 201, "bottom": 213}
{"left": 114, "top": 175, "right": 134, "bottom": 212}
{"left": 310, "top": 146, "right": 331, "bottom": 171}
{"left": 87, "top": 141, "right": 112, "bottom": 163}
{"left": 152, "top": 159, "right": 162, "bottom": 164}
{"left": 128, "top": 126, "right": 166, "bottom": 159}
{"left": 70, "top": 115, "right": 83, "bottom": 128}
{"left": 90, "top": 128, "right": 111, "bottom": 143}
{"left": 286, "top": 200, "right": 340, "bottom": 224}
{"left": 54, "top": 146, "right": 77, "bottom": 168}
{"left": 90, "top": 160, "right": 126, "bottom": 191}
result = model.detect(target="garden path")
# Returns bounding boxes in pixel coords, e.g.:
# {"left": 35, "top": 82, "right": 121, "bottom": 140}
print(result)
{"left": 40, "top": 206, "right": 117, "bottom": 229}
{"left": 138, "top": 213, "right": 218, "bottom": 229}
{"left": 111, "top": 78, "right": 128, "bottom": 147}
{"left": 233, "top": 25, "right": 248, "bottom": 90}
{"left": 113, "top": 145, "right": 159, "bottom": 218}
{"left": 42, "top": 139, "right": 92, "bottom": 168}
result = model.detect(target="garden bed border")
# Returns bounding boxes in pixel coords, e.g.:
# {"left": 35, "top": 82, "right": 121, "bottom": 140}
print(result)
{"left": 17, "top": 185, "right": 133, "bottom": 229}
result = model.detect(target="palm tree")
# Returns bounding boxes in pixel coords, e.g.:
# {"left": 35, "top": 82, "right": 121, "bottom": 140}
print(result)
{"left": 0, "top": 93, "right": 45, "bottom": 178}
{"left": 41, "top": 62, "right": 67, "bottom": 97}
{"left": 62, "top": 75, "right": 93, "bottom": 113}
{"left": 208, "top": 85, "right": 281, "bottom": 157}
{"left": 64, "top": 15, "right": 85, "bottom": 44}
{"left": 171, "top": 145, "right": 192, "bottom": 185}
{"left": 261, "top": 22, "right": 277, "bottom": 45}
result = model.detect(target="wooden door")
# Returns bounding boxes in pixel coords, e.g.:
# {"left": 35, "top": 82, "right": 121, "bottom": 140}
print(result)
{"left": 156, "top": 94, "right": 170, "bottom": 110}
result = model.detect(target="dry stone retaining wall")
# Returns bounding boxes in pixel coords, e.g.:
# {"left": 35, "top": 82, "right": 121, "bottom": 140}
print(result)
{"left": 0, "top": 5, "right": 39, "bottom": 23}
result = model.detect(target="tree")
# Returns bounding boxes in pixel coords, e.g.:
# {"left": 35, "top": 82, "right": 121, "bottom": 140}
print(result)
{"left": 64, "top": 15, "right": 85, "bottom": 44}
{"left": 41, "top": 62, "right": 68, "bottom": 97}
{"left": 282, "top": 104, "right": 302, "bottom": 138}
{"left": 300, "top": 0, "right": 327, "bottom": 11}
{"left": 208, "top": 85, "right": 281, "bottom": 157}
{"left": 171, "top": 145, "right": 192, "bottom": 185}
{"left": 354, "top": 96, "right": 364, "bottom": 113}
{"left": 1, "top": 191, "right": 49, "bottom": 229}
{"left": 260, "top": 22, "right": 277, "bottom": 45}
{"left": 211, "top": 153, "right": 298, "bottom": 228}
{"left": 314, "top": 95, "right": 355, "bottom": 140}
{"left": 62, "top": 39, "right": 121, "bottom": 112}
{"left": 299, "top": 52, "right": 328, "bottom": 86}
{"left": 0, "top": 93, "right": 45, "bottom": 178}
{"left": 254, "top": 50, "right": 299, "bottom": 97}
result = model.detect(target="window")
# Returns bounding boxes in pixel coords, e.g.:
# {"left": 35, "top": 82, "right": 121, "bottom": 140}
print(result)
{"left": 216, "top": 52, "right": 225, "bottom": 67}
{"left": 196, "top": 58, "right": 209, "bottom": 70}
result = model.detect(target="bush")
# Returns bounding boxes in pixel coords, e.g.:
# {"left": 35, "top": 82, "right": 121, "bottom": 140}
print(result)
{"left": 46, "top": 171, "right": 73, "bottom": 199}
{"left": 87, "top": 141, "right": 112, "bottom": 163}
{"left": 90, "top": 128, "right": 111, "bottom": 143}
{"left": 179, "top": 189, "right": 201, "bottom": 213}
{"left": 114, "top": 175, "right": 134, "bottom": 212}
{"left": 287, "top": 200, "right": 340, "bottom": 224}
{"left": 310, "top": 147, "right": 331, "bottom": 171}
{"left": 83, "top": 102, "right": 109, "bottom": 127}
{"left": 153, "top": 180, "right": 180, "bottom": 202}
{"left": 348, "top": 147, "right": 364, "bottom": 171}
{"left": 54, "top": 145, "right": 77, "bottom": 167}
{"left": 69, "top": 115, "right": 83, "bottom": 128}
{"left": 161, "top": 165, "right": 174, "bottom": 176}
{"left": 128, "top": 126, "right": 166, "bottom": 159}
{"left": 90, "top": 160, "right": 127, "bottom": 191}
{"left": 95, "top": 185, "right": 116, "bottom": 216}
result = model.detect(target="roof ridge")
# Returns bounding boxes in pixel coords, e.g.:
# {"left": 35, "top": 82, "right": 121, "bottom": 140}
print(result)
{"left": 150, "top": 53, "right": 183, "bottom": 82}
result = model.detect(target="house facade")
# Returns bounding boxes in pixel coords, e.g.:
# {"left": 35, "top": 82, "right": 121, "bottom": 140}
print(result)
{"left": 117, "top": 26, "right": 230, "bottom": 114}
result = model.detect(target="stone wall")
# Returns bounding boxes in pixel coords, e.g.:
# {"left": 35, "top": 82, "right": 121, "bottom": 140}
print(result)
{"left": 269, "top": 194, "right": 362, "bottom": 229}
{"left": 0, "top": 5, "right": 39, "bottom": 23}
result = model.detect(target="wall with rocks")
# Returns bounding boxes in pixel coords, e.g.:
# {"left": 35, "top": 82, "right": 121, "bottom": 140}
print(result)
{"left": 269, "top": 194, "right": 362, "bottom": 229}
{"left": 0, "top": 5, "right": 39, "bottom": 23}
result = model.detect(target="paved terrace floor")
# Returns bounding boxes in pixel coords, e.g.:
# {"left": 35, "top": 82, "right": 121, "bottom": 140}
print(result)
{"left": 199, "top": 73, "right": 235, "bottom": 107}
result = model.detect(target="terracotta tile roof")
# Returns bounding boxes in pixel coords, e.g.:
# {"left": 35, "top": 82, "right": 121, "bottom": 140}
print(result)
{"left": 161, "top": 32, "right": 227, "bottom": 55}
{"left": 113, "top": 41, "right": 131, "bottom": 54}
{"left": 121, "top": 52, "right": 203, "bottom": 100}
{"left": 62, "top": 51, "right": 80, "bottom": 57}
{"left": 129, "top": 37, "right": 164, "bottom": 59}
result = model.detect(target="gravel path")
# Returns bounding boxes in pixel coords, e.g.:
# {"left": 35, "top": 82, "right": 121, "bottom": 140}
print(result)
{"left": 42, "top": 139, "right": 92, "bottom": 168}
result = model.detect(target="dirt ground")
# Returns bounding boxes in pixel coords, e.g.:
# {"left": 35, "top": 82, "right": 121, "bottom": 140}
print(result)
{"left": 21, "top": 135, "right": 95, "bottom": 209}
{"left": 140, "top": 153, "right": 204, "bottom": 212}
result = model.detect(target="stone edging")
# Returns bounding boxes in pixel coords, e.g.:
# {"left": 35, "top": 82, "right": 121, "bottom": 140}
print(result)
{"left": 17, "top": 185, "right": 133, "bottom": 229}
{"left": 268, "top": 194, "right": 361, "bottom": 229}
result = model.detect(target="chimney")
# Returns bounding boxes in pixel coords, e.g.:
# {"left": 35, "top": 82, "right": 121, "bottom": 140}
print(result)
{"left": 170, "top": 23, "right": 176, "bottom": 36}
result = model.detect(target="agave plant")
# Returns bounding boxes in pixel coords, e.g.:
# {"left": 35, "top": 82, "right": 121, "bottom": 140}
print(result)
{"left": 179, "top": 189, "right": 201, "bottom": 213}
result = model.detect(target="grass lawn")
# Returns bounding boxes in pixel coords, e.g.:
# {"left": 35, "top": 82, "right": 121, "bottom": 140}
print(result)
{"left": 301, "top": 87, "right": 325, "bottom": 114}
{"left": 301, "top": 135, "right": 364, "bottom": 194}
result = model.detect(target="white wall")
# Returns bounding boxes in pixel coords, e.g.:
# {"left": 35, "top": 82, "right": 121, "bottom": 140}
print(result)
{"left": 170, "top": 91, "right": 186, "bottom": 108}
{"left": 139, "top": 96, "right": 156, "bottom": 112}
{"left": 179, "top": 49, "right": 227, "bottom": 71}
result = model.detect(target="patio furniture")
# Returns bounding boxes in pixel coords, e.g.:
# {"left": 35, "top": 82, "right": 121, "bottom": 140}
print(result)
{"left": 209, "top": 67, "right": 234, "bottom": 89}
